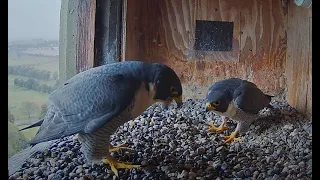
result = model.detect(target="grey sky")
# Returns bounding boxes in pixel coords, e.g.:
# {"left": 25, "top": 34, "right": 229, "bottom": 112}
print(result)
{"left": 8, "top": 0, "right": 61, "bottom": 41}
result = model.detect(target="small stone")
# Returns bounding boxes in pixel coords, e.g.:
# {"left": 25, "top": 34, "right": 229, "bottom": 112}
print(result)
{"left": 83, "top": 174, "right": 94, "bottom": 180}
{"left": 183, "top": 150, "right": 190, "bottom": 156}
{"left": 161, "top": 166, "right": 169, "bottom": 171}
{"left": 281, "top": 167, "right": 289, "bottom": 176}
{"left": 91, "top": 171, "right": 98, "bottom": 177}
{"left": 129, "top": 121, "right": 135, "bottom": 127}
{"left": 221, "top": 164, "right": 228, "bottom": 171}
{"left": 8, "top": 176, "right": 17, "bottom": 180}
{"left": 267, "top": 169, "right": 274, "bottom": 176}
{"left": 249, "top": 167, "right": 256, "bottom": 173}
{"left": 61, "top": 147, "right": 69, "bottom": 152}
{"left": 253, "top": 171, "right": 260, "bottom": 179}
{"left": 212, "top": 160, "right": 221, "bottom": 169}
{"left": 169, "top": 142, "right": 176, "bottom": 149}
{"left": 216, "top": 146, "right": 224, "bottom": 152}
{"left": 298, "top": 161, "right": 305, "bottom": 167}
{"left": 288, "top": 165, "right": 298, "bottom": 169}
{"left": 66, "top": 150, "right": 73, "bottom": 155}
{"left": 69, "top": 173, "right": 77, "bottom": 177}
{"left": 289, "top": 129, "right": 299, "bottom": 136}
{"left": 177, "top": 170, "right": 188, "bottom": 178}
{"left": 241, "top": 169, "right": 249, "bottom": 177}
{"left": 272, "top": 174, "right": 281, "bottom": 180}
{"left": 96, "top": 175, "right": 104, "bottom": 179}
{"left": 47, "top": 174, "right": 55, "bottom": 180}
{"left": 58, "top": 141, "right": 66, "bottom": 147}
{"left": 297, "top": 172, "right": 306, "bottom": 178}
{"left": 189, "top": 171, "right": 197, "bottom": 179}
{"left": 196, "top": 147, "right": 206, "bottom": 155}
{"left": 275, "top": 162, "right": 283, "bottom": 168}
{"left": 22, "top": 174, "right": 29, "bottom": 179}
{"left": 257, "top": 172, "right": 266, "bottom": 179}
{"left": 141, "top": 160, "right": 148, "bottom": 166}
{"left": 283, "top": 124, "right": 293, "bottom": 130}
{"left": 34, "top": 169, "right": 43, "bottom": 176}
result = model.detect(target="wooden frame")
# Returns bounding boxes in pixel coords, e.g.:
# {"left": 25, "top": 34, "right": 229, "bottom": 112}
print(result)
{"left": 59, "top": 0, "right": 96, "bottom": 82}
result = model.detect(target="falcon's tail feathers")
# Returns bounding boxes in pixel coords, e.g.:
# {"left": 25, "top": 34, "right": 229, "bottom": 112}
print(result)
{"left": 19, "top": 119, "right": 44, "bottom": 131}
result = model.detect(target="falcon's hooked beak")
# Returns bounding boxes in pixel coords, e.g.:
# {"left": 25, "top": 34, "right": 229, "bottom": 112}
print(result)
{"left": 163, "top": 95, "right": 183, "bottom": 110}
{"left": 205, "top": 102, "right": 215, "bottom": 112}
{"left": 173, "top": 95, "right": 183, "bottom": 107}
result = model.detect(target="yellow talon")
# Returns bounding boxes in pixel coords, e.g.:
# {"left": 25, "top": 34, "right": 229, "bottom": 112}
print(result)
{"left": 109, "top": 143, "right": 132, "bottom": 152}
{"left": 103, "top": 155, "right": 140, "bottom": 177}
{"left": 207, "top": 121, "right": 228, "bottom": 134}
{"left": 224, "top": 130, "right": 242, "bottom": 143}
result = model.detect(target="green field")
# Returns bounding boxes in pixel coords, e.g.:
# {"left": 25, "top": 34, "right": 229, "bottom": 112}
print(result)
{"left": 8, "top": 52, "right": 59, "bottom": 72}
{"left": 8, "top": 74, "right": 57, "bottom": 120}
{"left": 8, "top": 52, "right": 59, "bottom": 157}
{"left": 8, "top": 53, "right": 58, "bottom": 119}
{"left": 8, "top": 122, "right": 27, "bottom": 158}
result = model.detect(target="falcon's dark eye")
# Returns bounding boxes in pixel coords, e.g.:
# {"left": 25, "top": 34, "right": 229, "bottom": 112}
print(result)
{"left": 212, "top": 101, "right": 220, "bottom": 106}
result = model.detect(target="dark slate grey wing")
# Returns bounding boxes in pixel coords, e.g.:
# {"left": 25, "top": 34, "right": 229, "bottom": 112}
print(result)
{"left": 233, "top": 80, "right": 271, "bottom": 114}
{"left": 30, "top": 70, "right": 141, "bottom": 145}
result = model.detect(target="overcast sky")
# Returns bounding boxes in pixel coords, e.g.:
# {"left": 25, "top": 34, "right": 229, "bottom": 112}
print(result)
{"left": 8, "top": 0, "right": 61, "bottom": 41}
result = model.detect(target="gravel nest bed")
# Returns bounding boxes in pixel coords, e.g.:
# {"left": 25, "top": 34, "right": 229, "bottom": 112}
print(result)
{"left": 9, "top": 99, "right": 312, "bottom": 180}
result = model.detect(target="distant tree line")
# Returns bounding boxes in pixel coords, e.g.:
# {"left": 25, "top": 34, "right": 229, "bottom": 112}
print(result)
{"left": 8, "top": 39, "right": 59, "bottom": 52}
{"left": 8, "top": 65, "right": 58, "bottom": 81}
{"left": 14, "top": 78, "right": 57, "bottom": 94}
{"left": 8, "top": 102, "right": 48, "bottom": 123}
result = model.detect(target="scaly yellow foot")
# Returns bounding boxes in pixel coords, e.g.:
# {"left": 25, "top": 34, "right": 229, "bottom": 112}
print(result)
{"left": 207, "top": 120, "right": 228, "bottom": 134}
{"left": 109, "top": 143, "right": 132, "bottom": 152}
{"left": 224, "top": 130, "right": 242, "bottom": 143}
{"left": 103, "top": 155, "right": 140, "bottom": 177}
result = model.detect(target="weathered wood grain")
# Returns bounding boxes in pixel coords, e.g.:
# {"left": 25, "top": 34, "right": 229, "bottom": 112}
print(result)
{"left": 76, "top": 0, "right": 96, "bottom": 73}
{"left": 285, "top": 2, "right": 312, "bottom": 120}
{"left": 124, "top": 0, "right": 287, "bottom": 99}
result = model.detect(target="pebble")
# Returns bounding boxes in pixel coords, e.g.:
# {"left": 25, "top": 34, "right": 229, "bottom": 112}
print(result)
{"left": 196, "top": 147, "right": 206, "bottom": 155}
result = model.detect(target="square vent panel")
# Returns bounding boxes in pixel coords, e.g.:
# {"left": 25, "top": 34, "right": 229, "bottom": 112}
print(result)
{"left": 195, "top": 20, "right": 234, "bottom": 51}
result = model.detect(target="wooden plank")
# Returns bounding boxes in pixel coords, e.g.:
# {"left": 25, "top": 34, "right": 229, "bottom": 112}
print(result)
{"left": 76, "top": 0, "right": 96, "bottom": 72}
{"left": 59, "top": 0, "right": 96, "bottom": 81}
{"left": 59, "top": 0, "right": 74, "bottom": 82}
{"left": 94, "top": 0, "right": 122, "bottom": 66}
{"left": 123, "top": 0, "right": 287, "bottom": 98}
{"left": 122, "top": 0, "right": 142, "bottom": 60}
{"left": 285, "top": 1, "right": 312, "bottom": 119}
{"left": 239, "top": 0, "right": 287, "bottom": 91}
{"left": 306, "top": 13, "right": 312, "bottom": 120}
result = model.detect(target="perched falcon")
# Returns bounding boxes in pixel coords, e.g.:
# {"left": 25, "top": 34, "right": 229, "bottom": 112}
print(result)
{"left": 20, "top": 61, "right": 183, "bottom": 177}
{"left": 205, "top": 78, "right": 273, "bottom": 143}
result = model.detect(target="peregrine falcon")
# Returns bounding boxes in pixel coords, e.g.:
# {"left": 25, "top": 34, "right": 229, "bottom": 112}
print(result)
{"left": 205, "top": 78, "right": 273, "bottom": 143}
{"left": 19, "top": 61, "right": 183, "bottom": 177}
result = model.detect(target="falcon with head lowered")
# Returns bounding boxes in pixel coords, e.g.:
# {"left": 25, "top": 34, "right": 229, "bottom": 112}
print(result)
{"left": 205, "top": 78, "right": 273, "bottom": 143}
{"left": 20, "top": 61, "right": 183, "bottom": 177}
